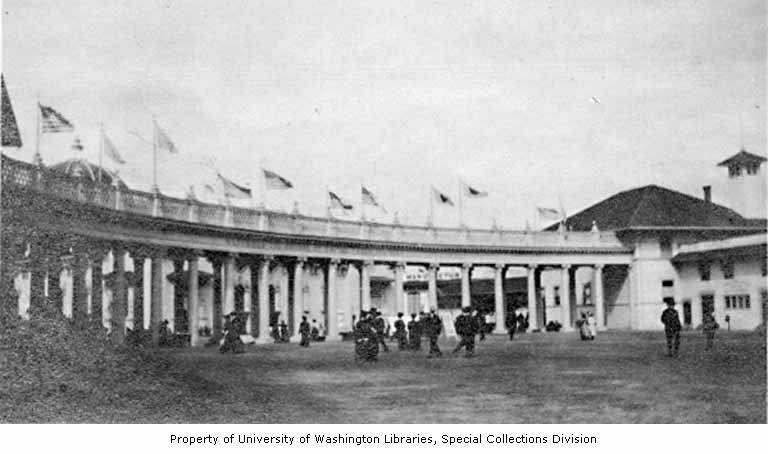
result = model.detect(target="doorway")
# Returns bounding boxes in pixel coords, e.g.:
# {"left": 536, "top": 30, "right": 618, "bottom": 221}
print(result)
{"left": 701, "top": 293, "right": 714, "bottom": 324}
{"left": 682, "top": 300, "right": 692, "bottom": 326}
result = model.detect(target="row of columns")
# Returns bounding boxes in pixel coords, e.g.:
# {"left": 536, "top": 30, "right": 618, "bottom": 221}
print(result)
{"left": 3, "top": 231, "right": 609, "bottom": 342}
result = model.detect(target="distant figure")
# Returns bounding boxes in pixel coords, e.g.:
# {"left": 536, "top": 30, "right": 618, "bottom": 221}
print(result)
{"left": 279, "top": 320, "right": 289, "bottom": 343}
{"left": 517, "top": 312, "right": 527, "bottom": 333}
{"left": 453, "top": 306, "right": 479, "bottom": 357}
{"left": 702, "top": 312, "right": 719, "bottom": 350}
{"left": 661, "top": 299, "right": 682, "bottom": 357}
{"left": 299, "top": 316, "right": 311, "bottom": 347}
{"left": 310, "top": 319, "right": 320, "bottom": 341}
{"left": 371, "top": 309, "right": 389, "bottom": 353}
{"left": 587, "top": 311, "right": 597, "bottom": 339}
{"left": 425, "top": 310, "right": 443, "bottom": 358}
{"left": 577, "top": 313, "right": 593, "bottom": 341}
{"left": 158, "top": 319, "right": 171, "bottom": 347}
{"left": 505, "top": 310, "right": 518, "bottom": 341}
{"left": 407, "top": 313, "right": 421, "bottom": 351}
{"left": 393, "top": 312, "right": 408, "bottom": 350}
{"left": 220, "top": 312, "right": 244, "bottom": 354}
{"left": 474, "top": 309, "right": 486, "bottom": 341}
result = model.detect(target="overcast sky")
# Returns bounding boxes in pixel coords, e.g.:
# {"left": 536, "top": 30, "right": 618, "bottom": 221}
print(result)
{"left": 2, "top": 0, "right": 765, "bottom": 228}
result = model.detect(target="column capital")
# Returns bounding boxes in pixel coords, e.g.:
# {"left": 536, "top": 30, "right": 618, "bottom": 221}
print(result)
{"left": 595, "top": 263, "right": 605, "bottom": 270}
{"left": 562, "top": 264, "right": 572, "bottom": 270}
{"left": 295, "top": 256, "right": 308, "bottom": 264}
{"left": 391, "top": 261, "right": 407, "bottom": 270}
{"left": 329, "top": 257, "right": 341, "bottom": 266}
{"left": 527, "top": 263, "right": 538, "bottom": 271}
{"left": 362, "top": 260, "right": 374, "bottom": 267}
{"left": 427, "top": 262, "right": 439, "bottom": 271}
{"left": 494, "top": 263, "right": 506, "bottom": 270}
{"left": 462, "top": 262, "right": 473, "bottom": 270}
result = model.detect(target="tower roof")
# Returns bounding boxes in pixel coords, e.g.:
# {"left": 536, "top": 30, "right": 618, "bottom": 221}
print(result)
{"left": 49, "top": 158, "right": 128, "bottom": 189}
{"left": 717, "top": 149, "right": 767, "bottom": 167}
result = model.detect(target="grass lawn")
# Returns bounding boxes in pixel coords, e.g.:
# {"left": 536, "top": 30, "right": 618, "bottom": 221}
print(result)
{"left": 2, "top": 330, "right": 765, "bottom": 423}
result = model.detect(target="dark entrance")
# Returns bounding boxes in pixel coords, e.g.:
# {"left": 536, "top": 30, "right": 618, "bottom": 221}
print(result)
{"left": 682, "top": 300, "right": 692, "bottom": 326}
{"left": 701, "top": 294, "right": 715, "bottom": 324}
{"left": 761, "top": 290, "right": 767, "bottom": 326}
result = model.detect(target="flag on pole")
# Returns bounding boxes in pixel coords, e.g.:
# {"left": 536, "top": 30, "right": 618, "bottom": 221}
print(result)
{"left": 329, "top": 191, "right": 353, "bottom": 210}
{"left": 462, "top": 181, "right": 488, "bottom": 198}
{"left": 39, "top": 104, "right": 74, "bottom": 133}
{"left": 102, "top": 132, "right": 125, "bottom": 164}
{"left": 537, "top": 207, "right": 561, "bottom": 220}
{"left": 154, "top": 120, "right": 178, "bottom": 153}
{"left": 263, "top": 169, "right": 293, "bottom": 189}
{"left": 218, "top": 172, "right": 252, "bottom": 199}
{"left": 204, "top": 183, "right": 216, "bottom": 194}
{"left": 1, "top": 75, "right": 22, "bottom": 147}
{"left": 361, "top": 186, "right": 380, "bottom": 206}
{"left": 432, "top": 187, "right": 454, "bottom": 206}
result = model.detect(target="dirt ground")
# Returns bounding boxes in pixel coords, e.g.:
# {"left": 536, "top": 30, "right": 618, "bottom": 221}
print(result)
{"left": 3, "top": 330, "right": 765, "bottom": 423}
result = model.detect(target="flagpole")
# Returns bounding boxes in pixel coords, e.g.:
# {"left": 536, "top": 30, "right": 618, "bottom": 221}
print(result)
{"left": 360, "top": 180, "right": 365, "bottom": 221}
{"left": 259, "top": 158, "right": 266, "bottom": 209}
{"left": 152, "top": 116, "right": 158, "bottom": 192}
{"left": 34, "top": 94, "right": 41, "bottom": 165}
{"left": 458, "top": 179, "right": 464, "bottom": 228}
{"left": 98, "top": 123, "right": 104, "bottom": 183}
{"left": 429, "top": 186, "right": 434, "bottom": 226}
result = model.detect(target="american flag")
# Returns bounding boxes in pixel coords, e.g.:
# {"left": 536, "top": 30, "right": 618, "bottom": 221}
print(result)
{"left": 39, "top": 104, "right": 74, "bottom": 133}
{"left": 361, "top": 186, "right": 379, "bottom": 206}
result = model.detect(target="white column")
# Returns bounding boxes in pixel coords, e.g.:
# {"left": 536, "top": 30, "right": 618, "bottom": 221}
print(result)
{"left": 326, "top": 259, "right": 340, "bottom": 341}
{"left": 150, "top": 255, "right": 164, "bottom": 345}
{"left": 594, "top": 264, "right": 605, "bottom": 331}
{"left": 292, "top": 257, "right": 305, "bottom": 341}
{"left": 562, "top": 264, "right": 573, "bottom": 331}
{"left": 527, "top": 265, "right": 538, "bottom": 331}
{"left": 224, "top": 254, "right": 236, "bottom": 315}
{"left": 280, "top": 265, "right": 289, "bottom": 323}
{"left": 188, "top": 255, "right": 199, "bottom": 347}
{"left": 258, "top": 256, "right": 271, "bottom": 343}
{"left": 427, "top": 263, "right": 438, "bottom": 311}
{"left": 494, "top": 263, "right": 505, "bottom": 333}
{"left": 394, "top": 262, "right": 406, "bottom": 314}
{"left": 461, "top": 263, "right": 472, "bottom": 308}
{"left": 360, "top": 260, "right": 372, "bottom": 311}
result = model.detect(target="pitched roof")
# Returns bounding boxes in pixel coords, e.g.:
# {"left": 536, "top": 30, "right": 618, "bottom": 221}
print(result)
{"left": 549, "top": 184, "right": 759, "bottom": 231}
{"left": 717, "top": 149, "right": 767, "bottom": 167}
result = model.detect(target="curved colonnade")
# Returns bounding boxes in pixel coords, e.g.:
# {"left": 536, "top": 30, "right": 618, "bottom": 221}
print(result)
{"left": 1, "top": 155, "right": 633, "bottom": 345}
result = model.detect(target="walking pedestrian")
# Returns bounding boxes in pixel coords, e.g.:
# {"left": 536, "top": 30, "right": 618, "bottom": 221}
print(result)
{"left": 425, "top": 310, "right": 443, "bottom": 358}
{"left": 407, "top": 313, "right": 421, "bottom": 351}
{"left": 505, "top": 310, "right": 517, "bottom": 341}
{"left": 394, "top": 312, "right": 408, "bottom": 350}
{"left": 661, "top": 299, "right": 682, "bottom": 357}
{"left": 453, "top": 306, "right": 479, "bottom": 357}
{"left": 703, "top": 312, "right": 719, "bottom": 350}
{"left": 372, "top": 309, "right": 389, "bottom": 353}
{"left": 299, "top": 316, "right": 311, "bottom": 347}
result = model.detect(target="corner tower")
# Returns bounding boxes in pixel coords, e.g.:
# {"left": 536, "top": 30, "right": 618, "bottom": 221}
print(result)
{"left": 717, "top": 149, "right": 767, "bottom": 219}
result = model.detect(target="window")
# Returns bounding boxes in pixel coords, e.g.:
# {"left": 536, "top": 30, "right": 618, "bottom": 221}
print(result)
{"left": 729, "top": 165, "right": 742, "bottom": 177}
{"left": 554, "top": 286, "right": 561, "bottom": 306}
{"left": 747, "top": 163, "right": 759, "bottom": 175}
{"left": 721, "top": 259, "right": 734, "bottom": 279}
{"left": 660, "top": 238, "right": 672, "bottom": 255}
{"left": 725, "top": 294, "right": 750, "bottom": 310}
{"left": 697, "top": 262, "right": 711, "bottom": 281}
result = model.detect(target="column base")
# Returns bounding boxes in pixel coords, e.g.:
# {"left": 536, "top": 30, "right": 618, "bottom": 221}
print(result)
{"left": 493, "top": 328, "right": 506, "bottom": 335}
{"left": 562, "top": 326, "right": 575, "bottom": 332}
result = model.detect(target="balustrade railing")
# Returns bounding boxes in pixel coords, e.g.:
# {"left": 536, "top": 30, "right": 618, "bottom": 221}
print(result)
{"left": 1, "top": 155, "right": 626, "bottom": 250}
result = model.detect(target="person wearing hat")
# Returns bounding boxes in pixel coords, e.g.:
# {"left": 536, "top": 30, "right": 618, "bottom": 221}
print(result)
{"left": 393, "top": 312, "right": 408, "bottom": 350}
{"left": 407, "top": 313, "right": 421, "bottom": 351}
{"left": 660, "top": 298, "right": 682, "bottom": 357}
{"left": 354, "top": 310, "right": 375, "bottom": 362}
{"left": 453, "top": 306, "right": 480, "bottom": 357}
{"left": 299, "top": 316, "right": 311, "bottom": 347}
{"left": 371, "top": 308, "right": 389, "bottom": 353}
{"left": 425, "top": 309, "right": 443, "bottom": 358}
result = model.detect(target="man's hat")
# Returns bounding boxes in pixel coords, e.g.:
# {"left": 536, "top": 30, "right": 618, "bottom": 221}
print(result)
{"left": 397, "top": 312, "right": 404, "bottom": 317}
{"left": 664, "top": 298, "right": 676, "bottom": 306}
{"left": 462, "top": 306, "right": 472, "bottom": 313}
